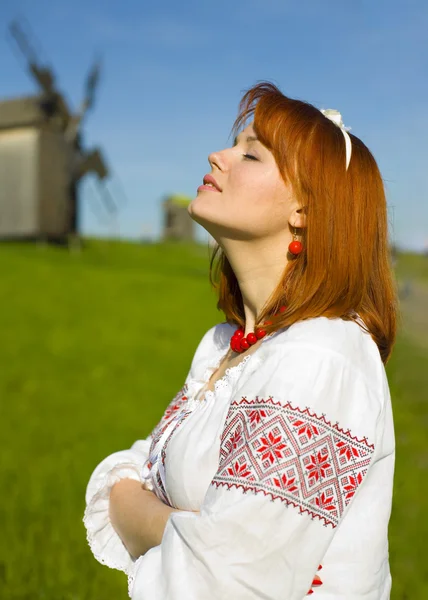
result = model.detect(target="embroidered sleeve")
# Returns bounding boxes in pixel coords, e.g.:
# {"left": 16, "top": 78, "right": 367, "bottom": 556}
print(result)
{"left": 127, "top": 344, "right": 384, "bottom": 600}
{"left": 212, "top": 395, "right": 374, "bottom": 529}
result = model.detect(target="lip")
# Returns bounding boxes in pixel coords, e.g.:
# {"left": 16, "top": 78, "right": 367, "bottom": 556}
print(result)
{"left": 201, "top": 174, "right": 222, "bottom": 192}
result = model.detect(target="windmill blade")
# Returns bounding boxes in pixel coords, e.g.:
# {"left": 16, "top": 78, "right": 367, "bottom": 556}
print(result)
{"left": 98, "top": 180, "right": 118, "bottom": 215}
{"left": 66, "top": 56, "right": 102, "bottom": 140}
{"left": 89, "top": 179, "right": 121, "bottom": 238}
{"left": 74, "top": 147, "right": 109, "bottom": 180}
{"left": 73, "top": 56, "right": 102, "bottom": 125}
{"left": 8, "top": 18, "right": 56, "bottom": 93}
{"left": 9, "top": 19, "right": 37, "bottom": 64}
{"left": 83, "top": 56, "right": 102, "bottom": 113}
{"left": 105, "top": 172, "right": 129, "bottom": 210}
{"left": 86, "top": 179, "right": 115, "bottom": 226}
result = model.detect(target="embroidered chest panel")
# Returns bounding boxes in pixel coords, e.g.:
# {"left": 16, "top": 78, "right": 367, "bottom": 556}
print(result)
{"left": 148, "top": 385, "right": 191, "bottom": 505}
{"left": 211, "top": 396, "right": 375, "bottom": 528}
{"left": 150, "top": 385, "right": 190, "bottom": 447}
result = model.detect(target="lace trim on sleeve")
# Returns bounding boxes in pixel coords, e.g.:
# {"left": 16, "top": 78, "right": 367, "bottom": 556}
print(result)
{"left": 83, "top": 463, "right": 143, "bottom": 574}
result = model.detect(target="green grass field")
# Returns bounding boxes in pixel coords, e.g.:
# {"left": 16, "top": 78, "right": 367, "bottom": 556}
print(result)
{"left": 0, "top": 239, "right": 427, "bottom": 599}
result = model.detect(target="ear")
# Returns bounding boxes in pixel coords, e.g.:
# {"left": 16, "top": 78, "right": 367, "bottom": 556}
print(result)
{"left": 289, "top": 206, "right": 307, "bottom": 230}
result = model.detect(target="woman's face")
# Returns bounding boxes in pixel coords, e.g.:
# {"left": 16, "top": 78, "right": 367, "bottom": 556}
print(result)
{"left": 188, "top": 123, "right": 296, "bottom": 241}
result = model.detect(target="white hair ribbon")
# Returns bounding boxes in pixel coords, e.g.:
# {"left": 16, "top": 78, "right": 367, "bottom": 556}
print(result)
{"left": 320, "top": 108, "right": 352, "bottom": 171}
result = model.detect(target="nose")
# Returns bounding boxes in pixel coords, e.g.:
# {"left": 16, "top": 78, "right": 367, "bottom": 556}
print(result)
{"left": 208, "top": 149, "right": 226, "bottom": 172}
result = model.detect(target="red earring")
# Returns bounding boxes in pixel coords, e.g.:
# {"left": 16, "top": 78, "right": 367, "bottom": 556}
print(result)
{"left": 288, "top": 226, "right": 303, "bottom": 256}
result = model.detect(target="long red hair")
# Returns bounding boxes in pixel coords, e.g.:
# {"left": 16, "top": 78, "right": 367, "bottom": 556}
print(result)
{"left": 209, "top": 82, "right": 398, "bottom": 363}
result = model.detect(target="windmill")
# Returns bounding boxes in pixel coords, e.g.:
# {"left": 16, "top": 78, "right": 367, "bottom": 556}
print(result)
{"left": 0, "top": 18, "right": 119, "bottom": 243}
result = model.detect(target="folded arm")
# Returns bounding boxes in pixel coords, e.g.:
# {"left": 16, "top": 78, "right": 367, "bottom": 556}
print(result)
{"left": 109, "top": 478, "right": 180, "bottom": 558}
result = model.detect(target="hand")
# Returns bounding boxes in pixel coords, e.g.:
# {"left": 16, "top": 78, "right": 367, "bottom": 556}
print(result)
{"left": 141, "top": 479, "right": 152, "bottom": 491}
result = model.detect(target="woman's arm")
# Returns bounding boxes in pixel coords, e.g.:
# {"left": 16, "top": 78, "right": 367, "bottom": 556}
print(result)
{"left": 84, "top": 438, "right": 155, "bottom": 574}
{"left": 109, "top": 478, "right": 182, "bottom": 558}
{"left": 109, "top": 480, "right": 324, "bottom": 594}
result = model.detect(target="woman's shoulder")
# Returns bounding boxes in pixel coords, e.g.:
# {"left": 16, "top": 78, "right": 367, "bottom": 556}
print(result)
{"left": 239, "top": 317, "right": 388, "bottom": 460}
{"left": 195, "top": 321, "right": 235, "bottom": 354}
{"left": 267, "top": 316, "right": 384, "bottom": 391}
{"left": 277, "top": 315, "right": 374, "bottom": 352}
{"left": 187, "top": 321, "right": 235, "bottom": 380}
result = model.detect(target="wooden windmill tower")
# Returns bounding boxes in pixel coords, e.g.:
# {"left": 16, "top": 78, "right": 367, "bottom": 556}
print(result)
{"left": 162, "top": 194, "right": 195, "bottom": 241}
{"left": 0, "top": 20, "right": 116, "bottom": 243}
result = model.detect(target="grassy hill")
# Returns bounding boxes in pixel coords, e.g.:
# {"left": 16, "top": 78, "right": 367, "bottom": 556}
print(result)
{"left": 0, "top": 239, "right": 426, "bottom": 599}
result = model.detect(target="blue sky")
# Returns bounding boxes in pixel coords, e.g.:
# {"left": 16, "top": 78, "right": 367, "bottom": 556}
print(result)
{"left": 1, "top": 0, "right": 427, "bottom": 250}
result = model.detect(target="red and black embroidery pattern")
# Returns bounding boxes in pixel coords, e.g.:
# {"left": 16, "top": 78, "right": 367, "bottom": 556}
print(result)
{"left": 211, "top": 396, "right": 375, "bottom": 528}
{"left": 160, "top": 410, "right": 192, "bottom": 469}
{"left": 148, "top": 384, "right": 190, "bottom": 505}
{"left": 150, "top": 384, "right": 189, "bottom": 447}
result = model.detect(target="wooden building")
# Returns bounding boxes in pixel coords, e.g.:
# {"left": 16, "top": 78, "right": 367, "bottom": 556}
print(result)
{"left": 0, "top": 20, "right": 109, "bottom": 243}
{"left": 162, "top": 194, "right": 195, "bottom": 241}
{"left": 0, "top": 96, "right": 72, "bottom": 240}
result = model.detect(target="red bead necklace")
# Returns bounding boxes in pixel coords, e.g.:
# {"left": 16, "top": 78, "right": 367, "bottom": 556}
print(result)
{"left": 230, "top": 306, "right": 287, "bottom": 353}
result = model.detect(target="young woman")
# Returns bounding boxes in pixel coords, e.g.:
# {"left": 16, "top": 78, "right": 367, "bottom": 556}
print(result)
{"left": 84, "top": 82, "right": 397, "bottom": 599}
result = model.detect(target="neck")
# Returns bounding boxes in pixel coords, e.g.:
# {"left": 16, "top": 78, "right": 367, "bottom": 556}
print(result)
{"left": 220, "top": 233, "right": 290, "bottom": 336}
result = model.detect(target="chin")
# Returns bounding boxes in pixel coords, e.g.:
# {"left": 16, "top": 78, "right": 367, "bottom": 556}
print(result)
{"left": 188, "top": 197, "right": 216, "bottom": 225}
{"left": 187, "top": 207, "right": 219, "bottom": 239}
{"left": 190, "top": 197, "right": 242, "bottom": 239}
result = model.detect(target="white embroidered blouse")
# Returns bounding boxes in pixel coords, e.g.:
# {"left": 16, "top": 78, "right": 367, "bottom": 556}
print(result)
{"left": 84, "top": 317, "right": 395, "bottom": 599}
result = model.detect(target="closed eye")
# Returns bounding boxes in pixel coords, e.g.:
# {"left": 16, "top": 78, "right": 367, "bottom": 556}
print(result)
{"left": 243, "top": 153, "right": 258, "bottom": 161}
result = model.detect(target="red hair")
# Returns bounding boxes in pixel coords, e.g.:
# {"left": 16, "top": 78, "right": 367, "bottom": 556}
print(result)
{"left": 209, "top": 82, "right": 398, "bottom": 363}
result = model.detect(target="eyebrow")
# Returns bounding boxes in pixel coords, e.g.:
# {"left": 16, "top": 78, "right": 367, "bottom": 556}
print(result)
{"left": 233, "top": 134, "right": 259, "bottom": 146}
